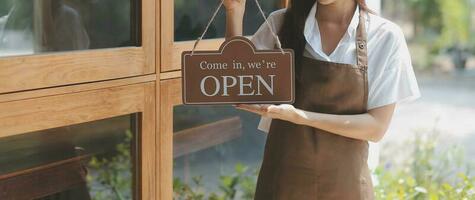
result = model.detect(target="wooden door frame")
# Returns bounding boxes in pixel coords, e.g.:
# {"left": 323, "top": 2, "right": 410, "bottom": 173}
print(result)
{"left": 157, "top": 78, "right": 182, "bottom": 200}
{"left": 0, "top": 0, "right": 156, "bottom": 94}
{"left": 0, "top": 82, "right": 157, "bottom": 199}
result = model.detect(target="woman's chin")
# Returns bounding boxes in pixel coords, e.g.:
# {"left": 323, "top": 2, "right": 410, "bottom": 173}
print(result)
{"left": 317, "top": 0, "right": 338, "bottom": 5}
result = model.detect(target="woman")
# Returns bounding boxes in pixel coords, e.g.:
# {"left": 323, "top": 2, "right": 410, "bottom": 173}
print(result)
{"left": 225, "top": 0, "right": 420, "bottom": 199}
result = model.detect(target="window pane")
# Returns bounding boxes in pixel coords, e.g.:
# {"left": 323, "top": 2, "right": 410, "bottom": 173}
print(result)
{"left": 173, "top": 105, "right": 265, "bottom": 198}
{"left": 174, "top": 0, "right": 282, "bottom": 41}
{"left": 0, "top": 114, "right": 140, "bottom": 200}
{"left": 0, "top": 0, "right": 139, "bottom": 57}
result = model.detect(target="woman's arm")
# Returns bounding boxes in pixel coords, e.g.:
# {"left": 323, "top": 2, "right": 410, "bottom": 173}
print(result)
{"left": 224, "top": 0, "right": 246, "bottom": 38}
{"left": 236, "top": 104, "right": 396, "bottom": 142}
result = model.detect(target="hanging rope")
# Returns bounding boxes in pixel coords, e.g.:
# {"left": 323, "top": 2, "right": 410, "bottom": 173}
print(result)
{"left": 191, "top": 0, "right": 284, "bottom": 55}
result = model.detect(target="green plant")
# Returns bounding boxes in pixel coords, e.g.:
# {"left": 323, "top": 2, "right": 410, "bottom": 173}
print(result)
{"left": 402, "top": 0, "right": 473, "bottom": 69}
{"left": 403, "top": 0, "right": 471, "bottom": 44}
{"left": 174, "top": 128, "right": 475, "bottom": 200}
{"left": 435, "top": 0, "right": 471, "bottom": 50}
{"left": 404, "top": 0, "right": 443, "bottom": 36}
{"left": 174, "top": 163, "right": 257, "bottom": 200}
{"left": 174, "top": 176, "right": 207, "bottom": 200}
{"left": 375, "top": 128, "right": 475, "bottom": 200}
{"left": 87, "top": 130, "right": 134, "bottom": 200}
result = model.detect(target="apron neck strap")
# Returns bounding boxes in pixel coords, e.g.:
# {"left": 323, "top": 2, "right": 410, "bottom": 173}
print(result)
{"left": 356, "top": 8, "right": 368, "bottom": 70}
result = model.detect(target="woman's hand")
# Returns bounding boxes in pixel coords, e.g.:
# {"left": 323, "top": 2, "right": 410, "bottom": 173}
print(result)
{"left": 224, "top": 0, "right": 246, "bottom": 13}
{"left": 235, "top": 104, "right": 306, "bottom": 125}
{"left": 224, "top": 0, "right": 246, "bottom": 38}
{"left": 236, "top": 103, "right": 396, "bottom": 142}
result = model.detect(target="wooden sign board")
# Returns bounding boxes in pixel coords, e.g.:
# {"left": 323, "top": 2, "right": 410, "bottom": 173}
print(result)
{"left": 182, "top": 36, "right": 295, "bottom": 105}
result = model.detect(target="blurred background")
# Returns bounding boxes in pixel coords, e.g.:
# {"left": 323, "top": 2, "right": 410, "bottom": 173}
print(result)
{"left": 374, "top": 0, "right": 475, "bottom": 198}
{"left": 1, "top": 0, "right": 474, "bottom": 199}
{"left": 172, "top": 0, "right": 475, "bottom": 199}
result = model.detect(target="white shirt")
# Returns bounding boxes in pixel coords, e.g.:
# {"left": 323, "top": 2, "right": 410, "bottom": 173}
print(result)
{"left": 251, "top": 3, "right": 421, "bottom": 133}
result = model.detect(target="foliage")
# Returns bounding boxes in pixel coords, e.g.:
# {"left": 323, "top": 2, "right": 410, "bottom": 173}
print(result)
{"left": 374, "top": 129, "right": 475, "bottom": 200}
{"left": 0, "top": 0, "right": 15, "bottom": 16}
{"left": 402, "top": 0, "right": 472, "bottom": 52}
{"left": 173, "top": 163, "right": 257, "bottom": 200}
{"left": 435, "top": 0, "right": 471, "bottom": 51}
{"left": 408, "top": 43, "right": 434, "bottom": 70}
{"left": 87, "top": 130, "right": 134, "bottom": 200}
{"left": 174, "top": 129, "right": 475, "bottom": 200}
{"left": 403, "top": 0, "right": 443, "bottom": 32}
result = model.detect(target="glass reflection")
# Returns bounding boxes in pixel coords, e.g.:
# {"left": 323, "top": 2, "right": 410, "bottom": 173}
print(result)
{"left": 173, "top": 105, "right": 266, "bottom": 198}
{"left": 0, "top": 114, "right": 139, "bottom": 200}
{"left": 0, "top": 0, "right": 138, "bottom": 57}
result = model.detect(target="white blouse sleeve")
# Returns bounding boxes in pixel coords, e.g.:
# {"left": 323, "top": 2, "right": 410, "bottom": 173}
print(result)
{"left": 250, "top": 9, "right": 286, "bottom": 50}
{"left": 250, "top": 9, "right": 286, "bottom": 133}
{"left": 367, "top": 27, "right": 421, "bottom": 110}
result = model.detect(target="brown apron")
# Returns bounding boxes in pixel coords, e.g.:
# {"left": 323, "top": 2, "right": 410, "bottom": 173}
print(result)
{"left": 254, "top": 9, "right": 374, "bottom": 200}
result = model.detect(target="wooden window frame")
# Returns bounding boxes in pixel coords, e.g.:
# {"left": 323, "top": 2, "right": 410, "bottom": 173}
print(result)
{"left": 0, "top": 0, "right": 156, "bottom": 94}
{"left": 0, "top": 82, "right": 157, "bottom": 199}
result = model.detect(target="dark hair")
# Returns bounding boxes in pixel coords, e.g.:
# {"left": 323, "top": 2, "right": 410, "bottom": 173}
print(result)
{"left": 278, "top": 0, "right": 372, "bottom": 80}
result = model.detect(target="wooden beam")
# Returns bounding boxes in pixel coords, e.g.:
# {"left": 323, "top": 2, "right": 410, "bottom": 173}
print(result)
{"left": 0, "top": 156, "right": 90, "bottom": 200}
{"left": 0, "top": 75, "right": 156, "bottom": 103}
{"left": 0, "top": 48, "right": 152, "bottom": 94}
{"left": 0, "top": 84, "right": 146, "bottom": 139}
{"left": 160, "top": 70, "right": 182, "bottom": 80}
{"left": 173, "top": 117, "right": 242, "bottom": 158}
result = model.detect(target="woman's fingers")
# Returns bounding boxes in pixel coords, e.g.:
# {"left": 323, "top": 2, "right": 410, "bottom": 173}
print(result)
{"left": 235, "top": 104, "right": 299, "bottom": 123}
{"left": 268, "top": 104, "right": 294, "bottom": 113}
{"left": 235, "top": 104, "right": 270, "bottom": 116}
{"left": 267, "top": 105, "right": 281, "bottom": 113}
{"left": 223, "top": 0, "right": 246, "bottom": 12}
{"left": 236, "top": 105, "right": 264, "bottom": 115}
{"left": 236, "top": 104, "right": 262, "bottom": 112}
{"left": 236, "top": 104, "right": 265, "bottom": 111}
